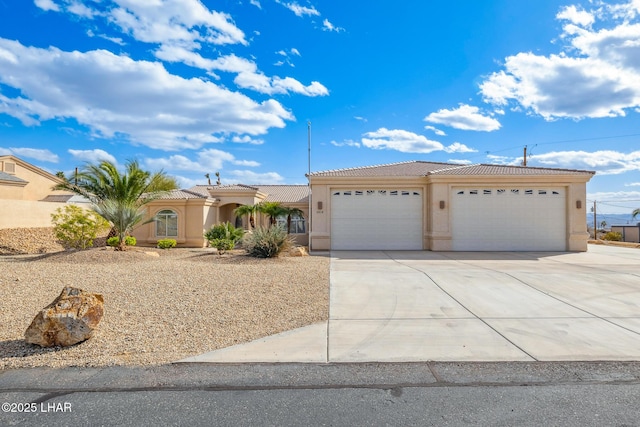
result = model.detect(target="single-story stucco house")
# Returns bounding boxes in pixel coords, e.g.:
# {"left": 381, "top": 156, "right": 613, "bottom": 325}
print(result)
{"left": 136, "top": 160, "right": 594, "bottom": 252}
{"left": 1, "top": 156, "right": 595, "bottom": 252}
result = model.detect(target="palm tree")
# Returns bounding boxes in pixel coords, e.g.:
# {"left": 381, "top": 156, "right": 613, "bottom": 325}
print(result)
{"left": 54, "top": 160, "right": 177, "bottom": 250}
{"left": 257, "top": 202, "right": 286, "bottom": 227}
{"left": 633, "top": 208, "right": 640, "bottom": 220}
{"left": 233, "top": 204, "right": 259, "bottom": 229}
{"left": 280, "top": 206, "right": 304, "bottom": 234}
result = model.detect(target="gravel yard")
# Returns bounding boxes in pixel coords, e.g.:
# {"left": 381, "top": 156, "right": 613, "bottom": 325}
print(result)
{"left": 0, "top": 248, "right": 329, "bottom": 369}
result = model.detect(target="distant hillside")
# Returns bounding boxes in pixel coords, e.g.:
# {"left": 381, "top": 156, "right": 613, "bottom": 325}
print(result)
{"left": 587, "top": 213, "right": 639, "bottom": 226}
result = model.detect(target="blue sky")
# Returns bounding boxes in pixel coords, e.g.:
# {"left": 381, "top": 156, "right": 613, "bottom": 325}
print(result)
{"left": 1, "top": 0, "right": 640, "bottom": 216}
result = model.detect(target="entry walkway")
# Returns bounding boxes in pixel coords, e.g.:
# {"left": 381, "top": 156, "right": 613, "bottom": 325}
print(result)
{"left": 179, "top": 245, "right": 640, "bottom": 363}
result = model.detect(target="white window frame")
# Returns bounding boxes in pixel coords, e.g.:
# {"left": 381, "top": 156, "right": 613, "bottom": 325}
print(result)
{"left": 155, "top": 209, "right": 178, "bottom": 237}
{"left": 276, "top": 214, "right": 306, "bottom": 234}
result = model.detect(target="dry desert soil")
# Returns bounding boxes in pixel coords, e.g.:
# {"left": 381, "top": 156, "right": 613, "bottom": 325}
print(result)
{"left": 0, "top": 248, "right": 329, "bottom": 369}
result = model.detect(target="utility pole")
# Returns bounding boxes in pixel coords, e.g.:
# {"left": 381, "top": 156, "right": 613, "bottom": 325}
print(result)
{"left": 307, "top": 121, "right": 312, "bottom": 251}
{"left": 523, "top": 146, "right": 527, "bottom": 167}
{"left": 593, "top": 200, "right": 597, "bottom": 240}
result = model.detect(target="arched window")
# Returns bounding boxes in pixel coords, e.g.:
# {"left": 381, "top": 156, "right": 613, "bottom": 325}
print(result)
{"left": 155, "top": 209, "right": 178, "bottom": 237}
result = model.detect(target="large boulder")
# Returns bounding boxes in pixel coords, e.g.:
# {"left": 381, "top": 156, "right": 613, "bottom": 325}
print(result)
{"left": 24, "top": 287, "right": 104, "bottom": 347}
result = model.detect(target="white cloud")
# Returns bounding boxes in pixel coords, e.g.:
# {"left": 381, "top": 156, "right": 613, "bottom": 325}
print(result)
{"left": 354, "top": 116, "right": 368, "bottom": 123}
{"left": 250, "top": 0, "right": 262, "bottom": 9}
{"left": 447, "top": 159, "right": 473, "bottom": 165}
{"left": 625, "top": 182, "right": 640, "bottom": 186}
{"left": 3, "top": 147, "right": 59, "bottom": 162}
{"left": 530, "top": 150, "right": 640, "bottom": 175}
{"left": 557, "top": 5, "right": 595, "bottom": 27}
{"left": 481, "top": 2, "right": 640, "bottom": 120}
{"left": 109, "top": 0, "right": 246, "bottom": 46}
{"left": 322, "top": 19, "right": 344, "bottom": 32}
{"left": 228, "top": 169, "right": 284, "bottom": 184}
{"left": 0, "top": 39, "right": 293, "bottom": 150}
{"left": 276, "top": 1, "right": 320, "bottom": 17}
{"left": 34, "top": 0, "right": 60, "bottom": 12}
{"left": 424, "top": 125, "right": 446, "bottom": 136}
{"left": 361, "top": 128, "right": 444, "bottom": 153}
{"left": 330, "top": 140, "right": 361, "bottom": 148}
{"left": 486, "top": 154, "right": 522, "bottom": 166}
{"left": 484, "top": 149, "right": 640, "bottom": 174}
{"left": 234, "top": 73, "right": 329, "bottom": 96}
{"left": 145, "top": 149, "right": 238, "bottom": 172}
{"left": 156, "top": 49, "right": 327, "bottom": 96}
{"left": 67, "top": 1, "right": 97, "bottom": 18}
{"left": 425, "top": 105, "right": 501, "bottom": 131}
{"left": 231, "top": 135, "right": 264, "bottom": 145}
{"left": 587, "top": 190, "right": 640, "bottom": 214}
{"left": 444, "top": 142, "right": 477, "bottom": 153}
{"left": 38, "top": 1, "right": 328, "bottom": 98}
{"left": 232, "top": 159, "right": 260, "bottom": 167}
{"left": 68, "top": 149, "right": 117, "bottom": 164}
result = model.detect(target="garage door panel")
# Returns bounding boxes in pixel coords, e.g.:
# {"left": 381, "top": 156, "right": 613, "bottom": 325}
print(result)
{"left": 331, "top": 189, "right": 422, "bottom": 250}
{"left": 452, "top": 187, "right": 566, "bottom": 251}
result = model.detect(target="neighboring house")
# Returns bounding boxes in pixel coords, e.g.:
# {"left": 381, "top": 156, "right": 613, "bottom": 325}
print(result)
{"left": 132, "top": 184, "right": 309, "bottom": 247}
{"left": 611, "top": 224, "right": 640, "bottom": 243}
{"left": 307, "top": 161, "right": 595, "bottom": 252}
{"left": 0, "top": 155, "right": 79, "bottom": 229}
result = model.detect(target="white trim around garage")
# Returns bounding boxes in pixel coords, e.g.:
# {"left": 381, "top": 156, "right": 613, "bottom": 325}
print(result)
{"left": 330, "top": 188, "right": 423, "bottom": 250}
{"left": 451, "top": 186, "right": 567, "bottom": 251}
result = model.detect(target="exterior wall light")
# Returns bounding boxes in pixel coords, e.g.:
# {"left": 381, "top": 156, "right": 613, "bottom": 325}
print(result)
{"left": 576, "top": 200, "right": 582, "bottom": 209}
{"left": 317, "top": 201, "right": 323, "bottom": 210}
{"left": 439, "top": 200, "right": 445, "bottom": 209}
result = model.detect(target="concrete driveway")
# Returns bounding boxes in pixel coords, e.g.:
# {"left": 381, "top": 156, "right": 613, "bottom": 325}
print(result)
{"left": 180, "top": 244, "right": 640, "bottom": 363}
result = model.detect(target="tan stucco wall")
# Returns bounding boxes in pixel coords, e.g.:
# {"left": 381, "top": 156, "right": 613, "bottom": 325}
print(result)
{"left": 309, "top": 173, "right": 592, "bottom": 252}
{"left": 0, "top": 158, "right": 68, "bottom": 201}
{"left": 0, "top": 200, "right": 81, "bottom": 229}
{"left": 131, "top": 199, "right": 214, "bottom": 247}
{"left": 611, "top": 226, "right": 640, "bottom": 243}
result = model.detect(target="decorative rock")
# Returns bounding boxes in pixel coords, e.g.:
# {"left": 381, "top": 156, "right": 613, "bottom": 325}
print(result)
{"left": 289, "top": 246, "right": 308, "bottom": 257}
{"left": 24, "top": 287, "right": 104, "bottom": 347}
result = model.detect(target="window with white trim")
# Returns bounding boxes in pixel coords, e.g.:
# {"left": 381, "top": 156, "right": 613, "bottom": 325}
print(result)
{"left": 155, "top": 209, "right": 178, "bottom": 237}
{"left": 276, "top": 214, "right": 306, "bottom": 234}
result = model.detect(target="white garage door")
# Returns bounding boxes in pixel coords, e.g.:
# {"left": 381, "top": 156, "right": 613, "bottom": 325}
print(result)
{"left": 331, "top": 189, "right": 423, "bottom": 250}
{"left": 451, "top": 187, "right": 567, "bottom": 251}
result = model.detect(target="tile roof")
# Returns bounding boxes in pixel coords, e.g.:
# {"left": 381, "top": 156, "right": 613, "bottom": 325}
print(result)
{"left": 199, "top": 184, "right": 260, "bottom": 193}
{"left": 163, "top": 185, "right": 309, "bottom": 203}
{"left": 0, "top": 170, "right": 27, "bottom": 183}
{"left": 429, "top": 164, "right": 595, "bottom": 176}
{"left": 308, "top": 161, "right": 595, "bottom": 177}
{"left": 257, "top": 185, "right": 310, "bottom": 203}
{"left": 308, "top": 161, "right": 453, "bottom": 177}
{"left": 156, "top": 188, "right": 212, "bottom": 200}
{"left": 41, "top": 194, "right": 91, "bottom": 203}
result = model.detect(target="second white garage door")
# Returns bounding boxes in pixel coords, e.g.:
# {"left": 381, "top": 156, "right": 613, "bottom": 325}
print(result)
{"left": 331, "top": 189, "right": 423, "bottom": 250}
{"left": 451, "top": 187, "right": 567, "bottom": 251}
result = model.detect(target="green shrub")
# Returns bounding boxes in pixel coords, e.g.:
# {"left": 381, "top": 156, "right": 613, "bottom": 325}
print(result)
{"left": 204, "top": 222, "right": 244, "bottom": 245}
{"left": 106, "top": 235, "right": 137, "bottom": 247}
{"left": 51, "top": 205, "right": 110, "bottom": 250}
{"left": 602, "top": 231, "right": 623, "bottom": 241}
{"left": 210, "top": 238, "right": 235, "bottom": 254}
{"left": 242, "top": 226, "right": 294, "bottom": 258}
{"left": 157, "top": 239, "right": 177, "bottom": 249}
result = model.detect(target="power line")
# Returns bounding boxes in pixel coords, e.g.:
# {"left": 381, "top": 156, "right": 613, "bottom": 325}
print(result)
{"left": 473, "top": 132, "right": 640, "bottom": 160}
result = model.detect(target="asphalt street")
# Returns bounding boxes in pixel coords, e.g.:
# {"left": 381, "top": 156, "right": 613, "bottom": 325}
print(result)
{"left": 1, "top": 362, "right": 640, "bottom": 426}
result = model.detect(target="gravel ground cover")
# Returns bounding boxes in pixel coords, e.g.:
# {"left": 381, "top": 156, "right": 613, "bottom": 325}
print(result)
{"left": 0, "top": 248, "right": 329, "bottom": 369}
